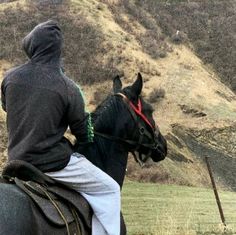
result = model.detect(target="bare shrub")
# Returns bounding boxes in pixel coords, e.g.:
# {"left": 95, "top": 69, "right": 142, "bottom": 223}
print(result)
{"left": 0, "top": 3, "right": 120, "bottom": 85}
{"left": 138, "top": 0, "right": 236, "bottom": 93}
{"left": 127, "top": 157, "right": 173, "bottom": 184}
{"left": 0, "top": 0, "right": 17, "bottom": 2}
{"left": 107, "top": 0, "right": 170, "bottom": 60}
{"left": 89, "top": 84, "right": 112, "bottom": 106}
{"left": 171, "top": 30, "right": 188, "bottom": 44}
{"left": 137, "top": 31, "right": 167, "bottom": 59}
{"left": 1, "top": 0, "right": 235, "bottom": 90}
{"left": 148, "top": 88, "right": 165, "bottom": 103}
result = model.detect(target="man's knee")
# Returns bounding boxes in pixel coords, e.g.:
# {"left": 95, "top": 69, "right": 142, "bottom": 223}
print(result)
{"left": 107, "top": 177, "right": 120, "bottom": 194}
{"left": 113, "top": 181, "right": 120, "bottom": 194}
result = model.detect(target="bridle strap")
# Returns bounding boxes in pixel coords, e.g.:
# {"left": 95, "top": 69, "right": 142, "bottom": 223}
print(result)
{"left": 115, "top": 93, "right": 154, "bottom": 139}
{"left": 95, "top": 93, "right": 159, "bottom": 150}
{"left": 94, "top": 131, "right": 156, "bottom": 149}
{"left": 116, "top": 93, "right": 154, "bottom": 130}
{"left": 94, "top": 93, "right": 162, "bottom": 166}
{"left": 94, "top": 130, "right": 159, "bottom": 168}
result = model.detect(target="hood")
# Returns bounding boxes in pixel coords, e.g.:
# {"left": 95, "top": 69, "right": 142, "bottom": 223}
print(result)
{"left": 22, "top": 20, "right": 62, "bottom": 65}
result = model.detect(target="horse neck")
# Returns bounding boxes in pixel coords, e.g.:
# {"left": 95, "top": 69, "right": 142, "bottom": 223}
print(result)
{"left": 88, "top": 97, "right": 130, "bottom": 187}
{"left": 93, "top": 134, "right": 129, "bottom": 188}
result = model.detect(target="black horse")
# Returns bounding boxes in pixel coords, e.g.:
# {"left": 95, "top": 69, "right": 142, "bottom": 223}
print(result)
{"left": 0, "top": 73, "right": 167, "bottom": 235}
{"left": 81, "top": 73, "right": 167, "bottom": 187}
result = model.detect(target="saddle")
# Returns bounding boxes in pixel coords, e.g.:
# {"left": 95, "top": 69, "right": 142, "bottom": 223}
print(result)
{"left": 2, "top": 160, "right": 92, "bottom": 235}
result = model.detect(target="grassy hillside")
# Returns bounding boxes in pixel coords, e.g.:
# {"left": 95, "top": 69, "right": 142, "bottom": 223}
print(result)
{"left": 0, "top": 0, "right": 236, "bottom": 189}
{"left": 131, "top": 0, "right": 236, "bottom": 92}
{"left": 122, "top": 180, "right": 236, "bottom": 235}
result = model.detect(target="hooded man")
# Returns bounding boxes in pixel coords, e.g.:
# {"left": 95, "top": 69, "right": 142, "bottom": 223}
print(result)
{"left": 1, "top": 20, "right": 120, "bottom": 235}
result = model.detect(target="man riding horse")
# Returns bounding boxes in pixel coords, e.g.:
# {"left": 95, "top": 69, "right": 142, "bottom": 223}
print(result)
{"left": 1, "top": 20, "right": 120, "bottom": 235}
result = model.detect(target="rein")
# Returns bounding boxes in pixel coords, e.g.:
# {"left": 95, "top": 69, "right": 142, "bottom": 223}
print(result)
{"left": 94, "top": 93, "right": 161, "bottom": 166}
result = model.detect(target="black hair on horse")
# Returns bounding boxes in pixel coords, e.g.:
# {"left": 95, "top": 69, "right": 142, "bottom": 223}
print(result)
{"left": 78, "top": 73, "right": 167, "bottom": 188}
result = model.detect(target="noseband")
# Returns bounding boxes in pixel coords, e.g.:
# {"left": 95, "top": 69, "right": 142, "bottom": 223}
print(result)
{"left": 94, "top": 93, "right": 161, "bottom": 166}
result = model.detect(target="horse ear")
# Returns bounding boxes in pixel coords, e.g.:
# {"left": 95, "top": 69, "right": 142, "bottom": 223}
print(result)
{"left": 113, "top": 75, "right": 122, "bottom": 93}
{"left": 131, "top": 72, "right": 143, "bottom": 96}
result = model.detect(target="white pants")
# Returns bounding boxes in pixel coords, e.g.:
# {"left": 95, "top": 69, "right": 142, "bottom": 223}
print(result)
{"left": 46, "top": 153, "right": 121, "bottom": 235}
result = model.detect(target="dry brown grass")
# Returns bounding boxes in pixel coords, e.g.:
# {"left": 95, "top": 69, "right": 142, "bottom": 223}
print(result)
{"left": 126, "top": 152, "right": 212, "bottom": 188}
{"left": 0, "top": 0, "right": 120, "bottom": 84}
{"left": 0, "top": 0, "right": 236, "bottom": 189}
{"left": 137, "top": 0, "right": 236, "bottom": 92}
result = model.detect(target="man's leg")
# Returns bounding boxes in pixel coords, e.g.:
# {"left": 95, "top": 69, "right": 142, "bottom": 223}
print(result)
{"left": 46, "top": 153, "right": 120, "bottom": 235}
{"left": 92, "top": 214, "right": 107, "bottom": 235}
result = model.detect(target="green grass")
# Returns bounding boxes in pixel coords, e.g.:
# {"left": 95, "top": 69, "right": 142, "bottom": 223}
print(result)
{"left": 122, "top": 181, "right": 236, "bottom": 235}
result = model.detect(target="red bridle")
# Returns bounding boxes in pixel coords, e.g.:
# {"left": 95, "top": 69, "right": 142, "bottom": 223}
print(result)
{"left": 116, "top": 93, "right": 154, "bottom": 130}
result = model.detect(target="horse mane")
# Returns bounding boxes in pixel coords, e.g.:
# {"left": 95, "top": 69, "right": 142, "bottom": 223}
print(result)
{"left": 91, "top": 94, "right": 124, "bottom": 132}
{"left": 91, "top": 92, "right": 152, "bottom": 130}
{"left": 91, "top": 95, "right": 111, "bottom": 122}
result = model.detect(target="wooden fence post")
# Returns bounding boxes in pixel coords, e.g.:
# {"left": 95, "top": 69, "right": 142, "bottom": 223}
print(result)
{"left": 205, "top": 156, "right": 227, "bottom": 228}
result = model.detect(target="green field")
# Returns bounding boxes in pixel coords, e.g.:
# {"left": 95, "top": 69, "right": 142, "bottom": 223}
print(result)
{"left": 122, "top": 181, "right": 236, "bottom": 235}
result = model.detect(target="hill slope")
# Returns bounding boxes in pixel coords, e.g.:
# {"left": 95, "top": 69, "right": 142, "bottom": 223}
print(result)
{"left": 0, "top": 0, "right": 236, "bottom": 190}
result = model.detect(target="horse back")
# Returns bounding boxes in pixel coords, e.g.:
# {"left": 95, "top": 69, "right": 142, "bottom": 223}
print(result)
{"left": 0, "top": 183, "right": 40, "bottom": 235}
{"left": 0, "top": 182, "right": 80, "bottom": 235}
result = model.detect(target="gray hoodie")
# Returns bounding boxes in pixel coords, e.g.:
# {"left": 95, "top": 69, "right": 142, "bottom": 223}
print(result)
{"left": 1, "top": 20, "right": 92, "bottom": 172}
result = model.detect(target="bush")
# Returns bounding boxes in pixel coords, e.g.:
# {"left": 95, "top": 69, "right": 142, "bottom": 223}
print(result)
{"left": 148, "top": 88, "right": 165, "bottom": 103}
{"left": 137, "top": 0, "right": 236, "bottom": 93}
{"left": 107, "top": 0, "right": 170, "bottom": 60}
{"left": 0, "top": 2, "right": 120, "bottom": 85}
{"left": 171, "top": 30, "right": 187, "bottom": 44}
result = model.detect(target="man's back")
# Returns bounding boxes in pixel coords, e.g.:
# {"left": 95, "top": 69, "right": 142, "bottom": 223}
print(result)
{"left": 1, "top": 20, "right": 90, "bottom": 172}
{"left": 1, "top": 20, "right": 121, "bottom": 235}
{"left": 2, "top": 62, "right": 73, "bottom": 172}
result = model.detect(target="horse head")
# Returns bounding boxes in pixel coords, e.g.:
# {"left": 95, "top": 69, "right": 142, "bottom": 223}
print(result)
{"left": 112, "top": 73, "right": 167, "bottom": 165}
{"left": 93, "top": 73, "right": 167, "bottom": 168}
